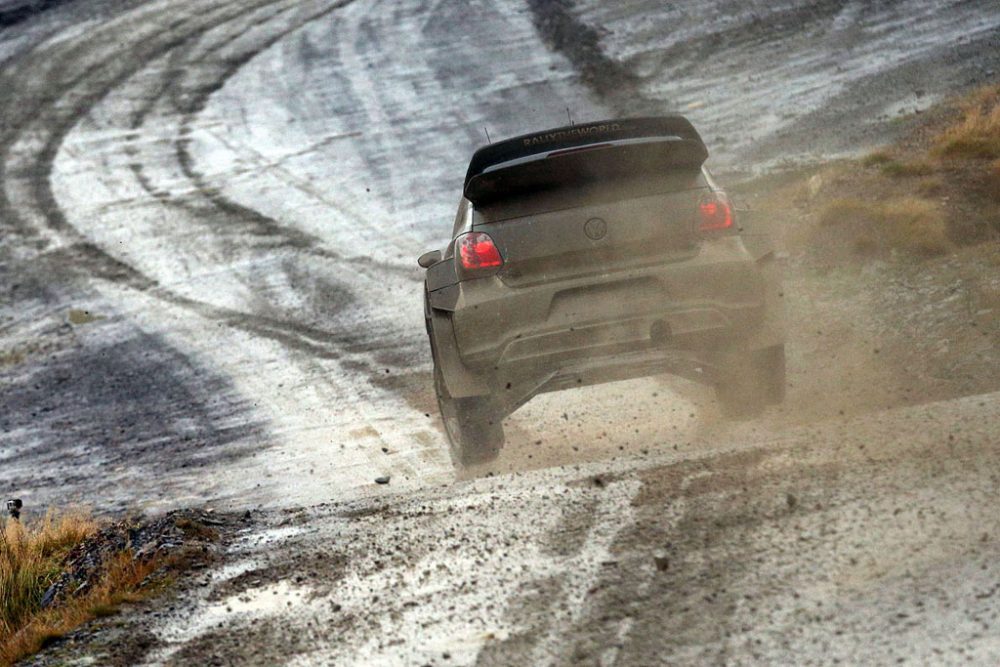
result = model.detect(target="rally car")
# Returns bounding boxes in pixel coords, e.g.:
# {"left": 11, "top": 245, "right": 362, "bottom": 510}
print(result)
{"left": 419, "top": 116, "right": 785, "bottom": 467}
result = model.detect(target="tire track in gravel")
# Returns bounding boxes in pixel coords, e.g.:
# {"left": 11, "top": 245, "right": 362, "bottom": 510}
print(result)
{"left": 1, "top": 0, "right": 451, "bottom": 506}
{"left": 102, "top": 0, "right": 431, "bottom": 402}
{"left": 525, "top": 0, "right": 661, "bottom": 116}
{"left": 562, "top": 0, "right": 1000, "bottom": 169}
{"left": 0, "top": 0, "right": 370, "bottom": 362}
{"left": 0, "top": 0, "right": 69, "bottom": 28}
{"left": 166, "top": 29, "right": 418, "bottom": 284}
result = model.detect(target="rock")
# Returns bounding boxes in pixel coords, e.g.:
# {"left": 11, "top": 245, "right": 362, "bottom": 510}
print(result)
{"left": 375, "top": 476, "right": 391, "bottom": 485}
{"left": 807, "top": 174, "right": 824, "bottom": 198}
{"left": 40, "top": 583, "right": 60, "bottom": 609}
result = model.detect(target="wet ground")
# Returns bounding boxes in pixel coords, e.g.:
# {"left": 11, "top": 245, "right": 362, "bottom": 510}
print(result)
{"left": 2, "top": 0, "right": 999, "bottom": 664}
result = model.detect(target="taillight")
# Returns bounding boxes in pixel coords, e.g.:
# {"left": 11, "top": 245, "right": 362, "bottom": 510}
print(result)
{"left": 456, "top": 232, "right": 503, "bottom": 278}
{"left": 698, "top": 191, "right": 735, "bottom": 233}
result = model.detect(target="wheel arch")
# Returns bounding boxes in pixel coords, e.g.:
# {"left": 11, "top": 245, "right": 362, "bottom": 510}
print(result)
{"left": 425, "top": 291, "right": 490, "bottom": 398}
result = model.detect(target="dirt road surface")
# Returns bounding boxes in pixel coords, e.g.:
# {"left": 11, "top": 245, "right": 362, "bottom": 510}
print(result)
{"left": 2, "top": 0, "right": 999, "bottom": 664}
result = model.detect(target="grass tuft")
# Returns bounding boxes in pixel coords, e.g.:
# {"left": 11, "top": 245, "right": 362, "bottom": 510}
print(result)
{"left": 862, "top": 151, "right": 894, "bottom": 166}
{"left": 0, "top": 512, "right": 161, "bottom": 666}
{"left": 765, "top": 84, "right": 1000, "bottom": 263}
{"left": 1, "top": 512, "right": 97, "bottom": 636}
{"left": 818, "top": 199, "right": 870, "bottom": 228}
{"left": 879, "top": 160, "right": 935, "bottom": 178}
{"left": 916, "top": 178, "right": 945, "bottom": 198}
{"left": 818, "top": 197, "right": 951, "bottom": 257}
{"left": 879, "top": 198, "right": 952, "bottom": 257}
{"left": 934, "top": 86, "right": 1000, "bottom": 159}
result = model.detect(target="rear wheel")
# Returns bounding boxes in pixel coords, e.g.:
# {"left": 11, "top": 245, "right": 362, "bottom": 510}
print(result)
{"left": 715, "top": 344, "right": 786, "bottom": 419}
{"left": 434, "top": 366, "right": 505, "bottom": 467}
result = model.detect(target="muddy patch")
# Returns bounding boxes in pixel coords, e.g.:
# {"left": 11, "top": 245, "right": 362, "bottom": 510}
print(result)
{"left": 0, "top": 325, "right": 265, "bottom": 511}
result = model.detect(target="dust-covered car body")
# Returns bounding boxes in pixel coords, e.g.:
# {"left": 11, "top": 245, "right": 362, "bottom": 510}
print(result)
{"left": 420, "top": 117, "right": 785, "bottom": 466}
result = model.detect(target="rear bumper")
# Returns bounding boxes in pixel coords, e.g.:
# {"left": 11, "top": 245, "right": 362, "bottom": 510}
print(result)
{"left": 502, "top": 346, "right": 720, "bottom": 409}
{"left": 444, "top": 237, "right": 768, "bottom": 371}
{"left": 480, "top": 297, "right": 760, "bottom": 410}
{"left": 482, "top": 300, "right": 758, "bottom": 365}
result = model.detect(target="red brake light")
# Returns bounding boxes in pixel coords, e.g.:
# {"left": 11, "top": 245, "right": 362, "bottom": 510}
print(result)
{"left": 699, "top": 192, "right": 734, "bottom": 232}
{"left": 457, "top": 232, "right": 503, "bottom": 275}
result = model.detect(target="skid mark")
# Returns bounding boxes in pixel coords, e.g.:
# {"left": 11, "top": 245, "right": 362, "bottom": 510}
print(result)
{"left": 526, "top": 480, "right": 643, "bottom": 665}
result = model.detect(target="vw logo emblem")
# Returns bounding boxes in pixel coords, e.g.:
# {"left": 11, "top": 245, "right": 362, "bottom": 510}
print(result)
{"left": 584, "top": 217, "right": 608, "bottom": 241}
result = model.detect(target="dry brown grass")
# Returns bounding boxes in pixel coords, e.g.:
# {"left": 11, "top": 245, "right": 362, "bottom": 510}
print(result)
{"left": 818, "top": 197, "right": 951, "bottom": 257}
{"left": 862, "top": 150, "right": 894, "bottom": 167}
{"left": 818, "top": 199, "right": 870, "bottom": 227}
{"left": 879, "top": 159, "right": 936, "bottom": 178}
{"left": 761, "top": 85, "right": 1000, "bottom": 262}
{"left": 880, "top": 198, "right": 952, "bottom": 257}
{"left": 1, "top": 554, "right": 160, "bottom": 665}
{"left": 916, "top": 178, "right": 945, "bottom": 198}
{"left": 0, "top": 512, "right": 161, "bottom": 666}
{"left": 934, "top": 86, "right": 1000, "bottom": 159}
{"left": 0, "top": 513, "right": 97, "bottom": 636}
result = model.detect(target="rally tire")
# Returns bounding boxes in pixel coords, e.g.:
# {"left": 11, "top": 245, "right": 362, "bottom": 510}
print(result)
{"left": 435, "top": 366, "right": 505, "bottom": 468}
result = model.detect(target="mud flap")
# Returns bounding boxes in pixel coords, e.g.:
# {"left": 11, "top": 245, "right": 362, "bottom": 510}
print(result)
{"left": 735, "top": 252, "right": 787, "bottom": 352}
{"left": 426, "top": 303, "right": 491, "bottom": 399}
{"left": 713, "top": 250, "right": 787, "bottom": 415}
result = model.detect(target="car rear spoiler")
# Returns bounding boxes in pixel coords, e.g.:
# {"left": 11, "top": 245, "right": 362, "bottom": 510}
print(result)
{"left": 464, "top": 116, "right": 709, "bottom": 206}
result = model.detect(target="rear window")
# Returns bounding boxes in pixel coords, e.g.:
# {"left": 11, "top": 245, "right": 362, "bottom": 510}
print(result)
{"left": 473, "top": 170, "right": 707, "bottom": 225}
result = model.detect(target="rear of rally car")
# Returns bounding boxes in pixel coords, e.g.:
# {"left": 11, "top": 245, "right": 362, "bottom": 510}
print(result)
{"left": 424, "top": 117, "right": 785, "bottom": 464}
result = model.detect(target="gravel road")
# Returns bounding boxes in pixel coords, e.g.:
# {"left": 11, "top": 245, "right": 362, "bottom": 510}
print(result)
{"left": 2, "top": 0, "right": 999, "bottom": 664}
